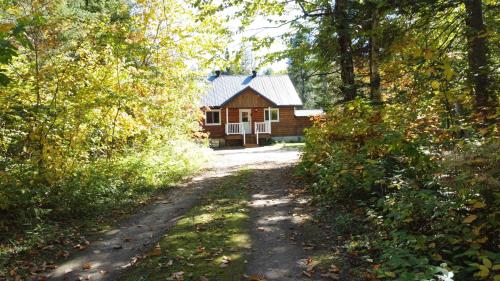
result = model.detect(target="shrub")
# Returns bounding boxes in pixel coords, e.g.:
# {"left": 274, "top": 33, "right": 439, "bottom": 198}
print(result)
{"left": 300, "top": 98, "right": 499, "bottom": 280}
{"left": 0, "top": 139, "right": 208, "bottom": 225}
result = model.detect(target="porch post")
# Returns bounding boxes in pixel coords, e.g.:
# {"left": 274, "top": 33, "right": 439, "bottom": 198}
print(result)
{"left": 268, "top": 106, "right": 271, "bottom": 133}
{"left": 225, "top": 108, "right": 229, "bottom": 135}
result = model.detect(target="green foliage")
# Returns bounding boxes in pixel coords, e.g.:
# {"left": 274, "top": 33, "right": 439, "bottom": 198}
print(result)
{"left": 0, "top": 0, "right": 226, "bottom": 255}
{"left": 300, "top": 98, "right": 499, "bottom": 280}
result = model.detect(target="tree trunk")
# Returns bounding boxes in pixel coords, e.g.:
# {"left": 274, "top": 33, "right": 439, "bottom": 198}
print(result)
{"left": 334, "top": 0, "right": 356, "bottom": 102}
{"left": 464, "top": 0, "right": 491, "bottom": 109}
{"left": 301, "top": 69, "right": 306, "bottom": 103}
{"left": 369, "top": 6, "right": 381, "bottom": 104}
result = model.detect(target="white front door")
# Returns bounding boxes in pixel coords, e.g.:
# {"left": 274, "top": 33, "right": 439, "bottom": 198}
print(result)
{"left": 239, "top": 109, "right": 252, "bottom": 134}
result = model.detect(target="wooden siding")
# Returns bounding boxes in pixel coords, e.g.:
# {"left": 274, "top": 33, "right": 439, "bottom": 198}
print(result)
{"left": 224, "top": 88, "right": 274, "bottom": 108}
{"left": 200, "top": 88, "right": 314, "bottom": 139}
{"left": 201, "top": 106, "right": 314, "bottom": 138}
{"left": 269, "top": 107, "right": 313, "bottom": 136}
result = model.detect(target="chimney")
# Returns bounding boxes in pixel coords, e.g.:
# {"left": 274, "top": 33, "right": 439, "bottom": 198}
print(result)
{"left": 215, "top": 70, "right": 221, "bottom": 77}
{"left": 251, "top": 70, "right": 257, "bottom": 78}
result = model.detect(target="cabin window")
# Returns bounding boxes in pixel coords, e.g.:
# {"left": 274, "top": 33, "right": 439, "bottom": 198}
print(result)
{"left": 264, "top": 108, "right": 279, "bottom": 122}
{"left": 205, "top": 109, "right": 221, "bottom": 125}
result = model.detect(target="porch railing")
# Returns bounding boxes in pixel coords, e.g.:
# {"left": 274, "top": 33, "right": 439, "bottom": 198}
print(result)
{"left": 225, "top": 122, "right": 246, "bottom": 145}
{"left": 255, "top": 121, "right": 271, "bottom": 145}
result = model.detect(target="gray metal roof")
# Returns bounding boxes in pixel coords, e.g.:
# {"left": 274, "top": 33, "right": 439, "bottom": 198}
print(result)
{"left": 200, "top": 75, "right": 303, "bottom": 107}
{"left": 294, "top": 109, "right": 324, "bottom": 117}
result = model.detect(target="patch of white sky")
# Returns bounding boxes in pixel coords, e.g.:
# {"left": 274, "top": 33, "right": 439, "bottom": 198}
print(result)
{"left": 221, "top": 1, "right": 303, "bottom": 74}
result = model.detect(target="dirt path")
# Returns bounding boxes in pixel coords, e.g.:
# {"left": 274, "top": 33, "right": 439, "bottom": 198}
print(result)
{"left": 47, "top": 145, "right": 302, "bottom": 281}
{"left": 245, "top": 164, "right": 313, "bottom": 280}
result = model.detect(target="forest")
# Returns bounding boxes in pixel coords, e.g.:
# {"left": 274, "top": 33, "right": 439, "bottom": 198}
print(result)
{"left": 1, "top": 0, "right": 498, "bottom": 280}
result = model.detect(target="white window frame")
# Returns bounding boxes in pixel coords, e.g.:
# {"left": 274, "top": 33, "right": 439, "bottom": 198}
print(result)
{"left": 264, "top": 108, "right": 280, "bottom": 122}
{"left": 205, "top": 109, "right": 221, "bottom": 126}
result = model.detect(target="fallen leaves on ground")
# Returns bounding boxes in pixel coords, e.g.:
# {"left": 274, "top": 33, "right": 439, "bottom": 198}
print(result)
{"left": 219, "top": 255, "right": 231, "bottom": 268}
{"left": 243, "top": 274, "right": 266, "bottom": 281}
{"left": 147, "top": 244, "right": 161, "bottom": 257}
{"left": 166, "top": 271, "right": 184, "bottom": 281}
{"left": 82, "top": 263, "right": 92, "bottom": 270}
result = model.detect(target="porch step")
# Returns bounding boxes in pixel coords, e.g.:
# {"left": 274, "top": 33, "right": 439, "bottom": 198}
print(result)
{"left": 244, "top": 135, "right": 258, "bottom": 147}
{"left": 244, "top": 143, "right": 259, "bottom": 148}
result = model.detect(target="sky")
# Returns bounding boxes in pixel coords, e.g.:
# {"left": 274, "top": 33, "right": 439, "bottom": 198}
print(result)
{"left": 223, "top": 3, "right": 301, "bottom": 73}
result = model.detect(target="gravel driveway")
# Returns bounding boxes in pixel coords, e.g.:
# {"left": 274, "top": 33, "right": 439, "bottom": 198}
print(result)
{"left": 47, "top": 145, "right": 303, "bottom": 281}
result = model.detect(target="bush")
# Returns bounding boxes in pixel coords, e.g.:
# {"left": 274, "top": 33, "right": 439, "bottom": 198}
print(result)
{"left": 300, "top": 98, "right": 499, "bottom": 280}
{"left": 0, "top": 139, "right": 208, "bottom": 226}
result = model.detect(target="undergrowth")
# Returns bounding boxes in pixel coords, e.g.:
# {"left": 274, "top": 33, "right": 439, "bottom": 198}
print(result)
{"left": 0, "top": 140, "right": 209, "bottom": 278}
{"left": 299, "top": 98, "right": 499, "bottom": 281}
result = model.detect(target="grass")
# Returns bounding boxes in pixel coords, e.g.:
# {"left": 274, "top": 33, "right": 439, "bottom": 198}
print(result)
{"left": 123, "top": 169, "right": 253, "bottom": 281}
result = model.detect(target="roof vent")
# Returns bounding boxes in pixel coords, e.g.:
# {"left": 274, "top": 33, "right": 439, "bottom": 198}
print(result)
{"left": 215, "top": 70, "right": 221, "bottom": 77}
{"left": 251, "top": 70, "right": 257, "bottom": 78}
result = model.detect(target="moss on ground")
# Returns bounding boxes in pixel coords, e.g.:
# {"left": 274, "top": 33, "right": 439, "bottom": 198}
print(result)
{"left": 123, "top": 169, "right": 252, "bottom": 281}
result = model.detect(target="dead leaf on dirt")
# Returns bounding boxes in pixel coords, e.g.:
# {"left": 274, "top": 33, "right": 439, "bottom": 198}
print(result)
{"left": 199, "top": 276, "right": 209, "bottom": 281}
{"left": 147, "top": 244, "right": 161, "bottom": 257}
{"left": 82, "top": 263, "right": 92, "bottom": 270}
{"left": 166, "top": 271, "right": 184, "bottom": 281}
{"left": 306, "top": 263, "right": 316, "bottom": 272}
{"left": 243, "top": 274, "right": 266, "bottom": 281}
{"left": 73, "top": 243, "right": 87, "bottom": 251}
{"left": 9, "top": 267, "right": 17, "bottom": 276}
{"left": 330, "top": 264, "right": 340, "bottom": 273}
{"left": 219, "top": 256, "right": 231, "bottom": 268}
{"left": 256, "top": 227, "right": 265, "bottom": 232}
{"left": 45, "top": 263, "right": 57, "bottom": 270}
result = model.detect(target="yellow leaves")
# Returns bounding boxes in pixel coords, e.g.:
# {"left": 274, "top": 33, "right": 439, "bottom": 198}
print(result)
{"left": 431, "top": 81, "right": 440, "bottom": 90}
{"left": 473, "top": 258, "right": 494, "bottom": 278}
{"left": 475, "top": 237, "right": 488, "bottom": 244}
{"left": 0, "top": 23, "right": 15, "bottom": 33}
{"left": 472, "top": 224, "right": 483, "bottom": 236}
{"left": 443, "top": 65, "right": 454, "bottom": 80}
{"left": 424, "top": 50, "right": 434, "bottom": 60}
{"left": 477, "top": 265, "right": 489, "bottom": 278}
{"left": 431, "top": 253, "right": 443, "bottom": 261}
{"left": 472, "top": 201, "right": 486, "bottom": 209}
{"left": 463, "top": 214, "right": 477, "bottom": 224}
{"left": 482, "top": 258, "right": 492, "bottom": 269}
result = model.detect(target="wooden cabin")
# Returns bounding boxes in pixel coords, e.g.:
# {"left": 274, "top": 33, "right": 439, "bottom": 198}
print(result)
{"left": 200, "top": 71, "right": 323, "bottom": 147}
